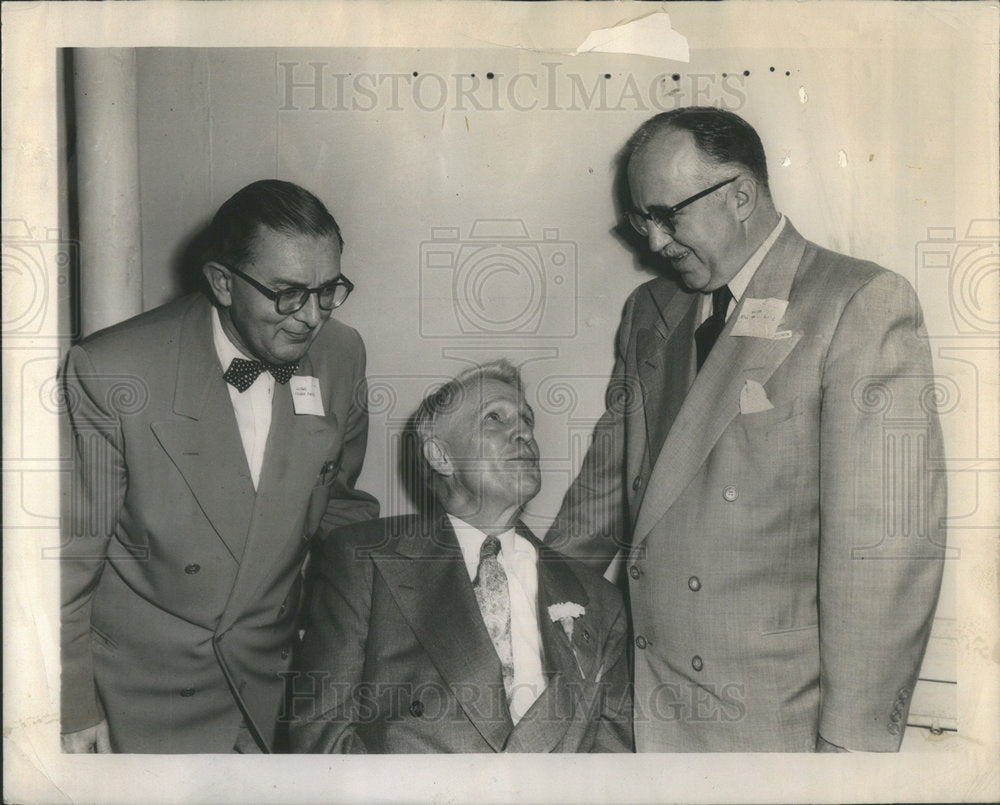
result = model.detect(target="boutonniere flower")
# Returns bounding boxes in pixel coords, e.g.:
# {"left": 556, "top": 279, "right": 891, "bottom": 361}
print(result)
{"left": 548, "top": 602, "right": 587, "bottom": 678}
{"left": 548, "top": 602, "right": 585, "bottom": 638}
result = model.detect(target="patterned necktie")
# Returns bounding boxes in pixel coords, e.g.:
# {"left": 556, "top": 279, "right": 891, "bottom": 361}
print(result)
{"left": 223, "top": 357, "right": 297, "bottom": 393}
{"left": 694, "top": 285, "right": 733, "bottom": 371}
{"left": 473, "top": 535, "right": 514, "bottom": 704}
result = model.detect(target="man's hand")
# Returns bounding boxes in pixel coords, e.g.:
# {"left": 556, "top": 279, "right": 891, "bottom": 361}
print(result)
{"left": 61, "top": 721, "right": 112, "bottom": 753}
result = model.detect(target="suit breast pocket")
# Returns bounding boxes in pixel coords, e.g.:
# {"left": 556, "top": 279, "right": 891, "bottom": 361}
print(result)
{"left": 734, "top": 397, "right": 817, "bottom": 495}
{"left": 737, "top": 397, "right": 804, "bottom": 430}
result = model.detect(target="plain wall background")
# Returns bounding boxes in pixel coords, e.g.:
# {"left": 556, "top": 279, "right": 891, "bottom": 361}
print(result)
{"left": 133, "top": 42, "right": 985, "bottom": 538}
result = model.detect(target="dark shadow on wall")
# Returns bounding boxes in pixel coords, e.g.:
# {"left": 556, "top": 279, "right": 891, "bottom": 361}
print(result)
{"left": 169, "top": 218, "right": 215, "bottom": 300}
{"left": 62, "top": 48, "right": 81, "bottom": 345}
{"left": 609, "top": 134, "right": 680, "bottom": 282}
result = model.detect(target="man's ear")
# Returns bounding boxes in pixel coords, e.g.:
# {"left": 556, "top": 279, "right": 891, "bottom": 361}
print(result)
{"left": 203, "top": 261, "right": 234, "bottom": 307}
{"left": 731, "top": 176, "right": 759, "bottom": 223}
{"left": 422, "top": 437, "right": 454, "bottom": 478}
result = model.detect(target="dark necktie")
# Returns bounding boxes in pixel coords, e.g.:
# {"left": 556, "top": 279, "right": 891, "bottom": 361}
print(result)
{"left": 223, "top": 357, "right": 297, "bottom": 393}
{"left": 473, "top": 535, "right": 514, "bottom": 703}
{"left": 694, "top": 285, "right": 733, "bottom": 371}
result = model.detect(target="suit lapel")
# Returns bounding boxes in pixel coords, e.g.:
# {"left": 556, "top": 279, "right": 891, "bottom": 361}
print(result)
{"left": 505, "top": 532, "right": 597, "bottom": 752}
{"left": 218, "top": 372, "right": 337, "bottom": 632}
{"left": 633, "top": 221, "right": 808, "bottom": 547}
{"left": 374, "top": 516, "right": 515, "bottom": 751}
{"left": 149, "top": 297, "right": 255, "bottom": 561}
{"left": 637, "top": 292, "right": 699, "bottom": 466}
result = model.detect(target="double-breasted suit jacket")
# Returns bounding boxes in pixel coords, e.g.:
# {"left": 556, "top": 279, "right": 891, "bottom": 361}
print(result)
{"left": 549, "top": 220, "right": 946, "bottom": 751}
{"left": 288, "top": 514, "right": 633, "bottom": 753}
{"left": 61, "top": 292, "right": 379, "bottom": 752}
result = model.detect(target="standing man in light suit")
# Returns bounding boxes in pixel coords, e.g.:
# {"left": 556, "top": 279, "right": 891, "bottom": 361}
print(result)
{"left": 61, "top": 180, "right": 379, "bottom": 753}
{"left": 547, "top": 108, "right": 946, "bottom": 752}
{"left": 289, "top": 360, "right": 632, "bottom": 753}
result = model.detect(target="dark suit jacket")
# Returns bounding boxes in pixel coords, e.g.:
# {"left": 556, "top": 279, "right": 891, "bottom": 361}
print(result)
{"left": 288, "top": 514, "right": 633, "bottom": 753}
{"left": 60, "top": 293, "right": 379, "bottom": 752}
{"left": 549, "top": 220, "right": 946, "bottom": 751}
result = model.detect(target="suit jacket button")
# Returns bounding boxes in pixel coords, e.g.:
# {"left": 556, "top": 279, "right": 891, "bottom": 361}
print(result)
{"left": 887, "top": 722, "right": 900, "bottom": 735}
{"left": 632, "top": 476, "right": 642, "bottom": 491}
{"left": 409, "top": 701, "right": 424, "bottom": 718}
{"left": 184, "top": 563, "right": 201, "bottom": 574}
{"left": 629, "top": 565, "right": 641, "bottom": 579}
{"left": 722, "top": 486, "right": 738, "bottom": 502}
{"left": 280, "top": 648, "right": 290, "bottom": 660}
{"left": 688, "top": 576, "right": 701, "bottom": 591}
{"left": 898, "top": 688, "right": 910, "bottom": 699}
{"left": 180, "top": 687, "right": 196, "bottom": 697}
{"left": 635, "top": 635, "right": 648, "bottom": 650}
{"left": 889, "top": 710, "right": 902, "bottom": 723}
{"left": 691, "top": 655, "right": 704, "bottom": 671}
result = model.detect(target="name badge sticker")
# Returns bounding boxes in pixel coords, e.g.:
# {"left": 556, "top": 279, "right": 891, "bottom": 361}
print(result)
{"left": 290, "top": 376, "right": 325, "bottom": 416}
{"left": 730, "top": 297, "right": 789, "bottom": 339}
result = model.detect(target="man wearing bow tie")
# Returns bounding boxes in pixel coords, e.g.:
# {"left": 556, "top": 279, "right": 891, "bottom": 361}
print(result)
{"left": 60, "top": 180, "right": 379, "bottom": 753}
{"left": 288, "top": 360, "right": 632, "bottom": 753}
{"left": 547, "top": 108, "right": 947, "bottom": 752}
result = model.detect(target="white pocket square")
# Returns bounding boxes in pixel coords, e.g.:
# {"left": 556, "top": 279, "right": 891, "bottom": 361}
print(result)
{"left": 740, "top": 379, "right": 775, "bottom": 414}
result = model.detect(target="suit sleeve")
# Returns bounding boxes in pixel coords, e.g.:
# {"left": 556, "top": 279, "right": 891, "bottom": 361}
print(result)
{"left": 546, "top": 293, "right": 638, "bottom": 572}
{"left": 320, "top": 331, "right": 379, "bottom": 535}
{"left": 60, "top": 345, "right": 125, "bottom": 734}
{"left": 590, "top": 592, "right": 634, "bottom": 752}
{"left": 287, "top": 527, "right": 373, "bottom": 753}
{"left": 817, "top": 270, "right": 946, "bottom": 751}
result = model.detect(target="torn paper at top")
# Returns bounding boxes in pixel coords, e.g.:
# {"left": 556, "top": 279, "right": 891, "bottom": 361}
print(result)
{"left": 574, "top": 11, "right": 690, "bottom": 62}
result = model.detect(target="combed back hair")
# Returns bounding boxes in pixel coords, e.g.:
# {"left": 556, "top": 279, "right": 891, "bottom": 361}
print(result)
{"left": 405, "top": 359, "right": 525, "bottom": 505}
{"left": 205, "top": 179, "right": 344, "bottom": 270}
{"left": 624, "top": 107, "right": 770, "bottom": 190}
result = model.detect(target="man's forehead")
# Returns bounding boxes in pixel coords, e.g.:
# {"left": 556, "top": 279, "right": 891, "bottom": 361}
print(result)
{"left": 630, "top": 130, "right": 706, "bottom": 184}
{"left": 436, "top": 378, "right": 526, "bottom": 421}
{"left": 250, "top": 226, "right": 340, "bottom": 259}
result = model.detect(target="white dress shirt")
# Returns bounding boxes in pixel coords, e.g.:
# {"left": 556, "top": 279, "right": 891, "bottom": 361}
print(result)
{"left": 698, "top": 214, "right": 787, "bottom": 323}
{"left": 212, "top": 307, "right": 273, "bottom": 489}
{"left": 447, "top": 514, "right": 547, "bottom": 724}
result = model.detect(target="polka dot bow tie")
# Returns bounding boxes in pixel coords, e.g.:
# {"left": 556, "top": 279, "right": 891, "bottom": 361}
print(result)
{"left": 223, "top": 357, "right": 298, "bottom": 392}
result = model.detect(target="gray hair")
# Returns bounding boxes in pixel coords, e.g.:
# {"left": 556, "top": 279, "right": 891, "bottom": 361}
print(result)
{"left": 407, "top": 359, "right": 524, "bottom": 504}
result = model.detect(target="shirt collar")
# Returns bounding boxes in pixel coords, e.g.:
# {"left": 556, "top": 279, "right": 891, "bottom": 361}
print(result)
{"left": 727, "top": 214, "right": 786, "bottom": 303}
{"left": 447, "top": 513, "right": 531, "bottom": 581}
{"left": 211, "top": 305, "right": 254, "bottom": 370}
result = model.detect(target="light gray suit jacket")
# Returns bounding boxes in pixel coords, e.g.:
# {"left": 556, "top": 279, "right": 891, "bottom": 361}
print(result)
{"left": 548, "top": 220, "right": 946, "bottom": 751}
{"left": 61, "top": 293, "right": 379, "bottom": 752}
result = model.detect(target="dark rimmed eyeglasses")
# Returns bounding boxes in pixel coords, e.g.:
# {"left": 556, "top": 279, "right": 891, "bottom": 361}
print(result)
{"left": 627, "top": 176, "right": 739, "bottom": 236}
{"left": 225, "top": 264, "right": 354, "bottom": 315}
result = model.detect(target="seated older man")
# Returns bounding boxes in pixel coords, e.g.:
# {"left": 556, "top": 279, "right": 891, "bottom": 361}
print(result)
{"left": 287, "top": 359, "right": 633, "bottom": 753}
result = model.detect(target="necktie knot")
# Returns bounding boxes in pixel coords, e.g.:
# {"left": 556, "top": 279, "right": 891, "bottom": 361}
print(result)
{"left": 479, "top": 535, "right": 502, "bottom": 561}
{"left": 712, "top": 285, "right": 733, "bottom": 322}
{"left": 695, "top": 285, "right": 733, "bottom": 371}
{"left": 223, "top": 357, "right": 298, "bottom": 393}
